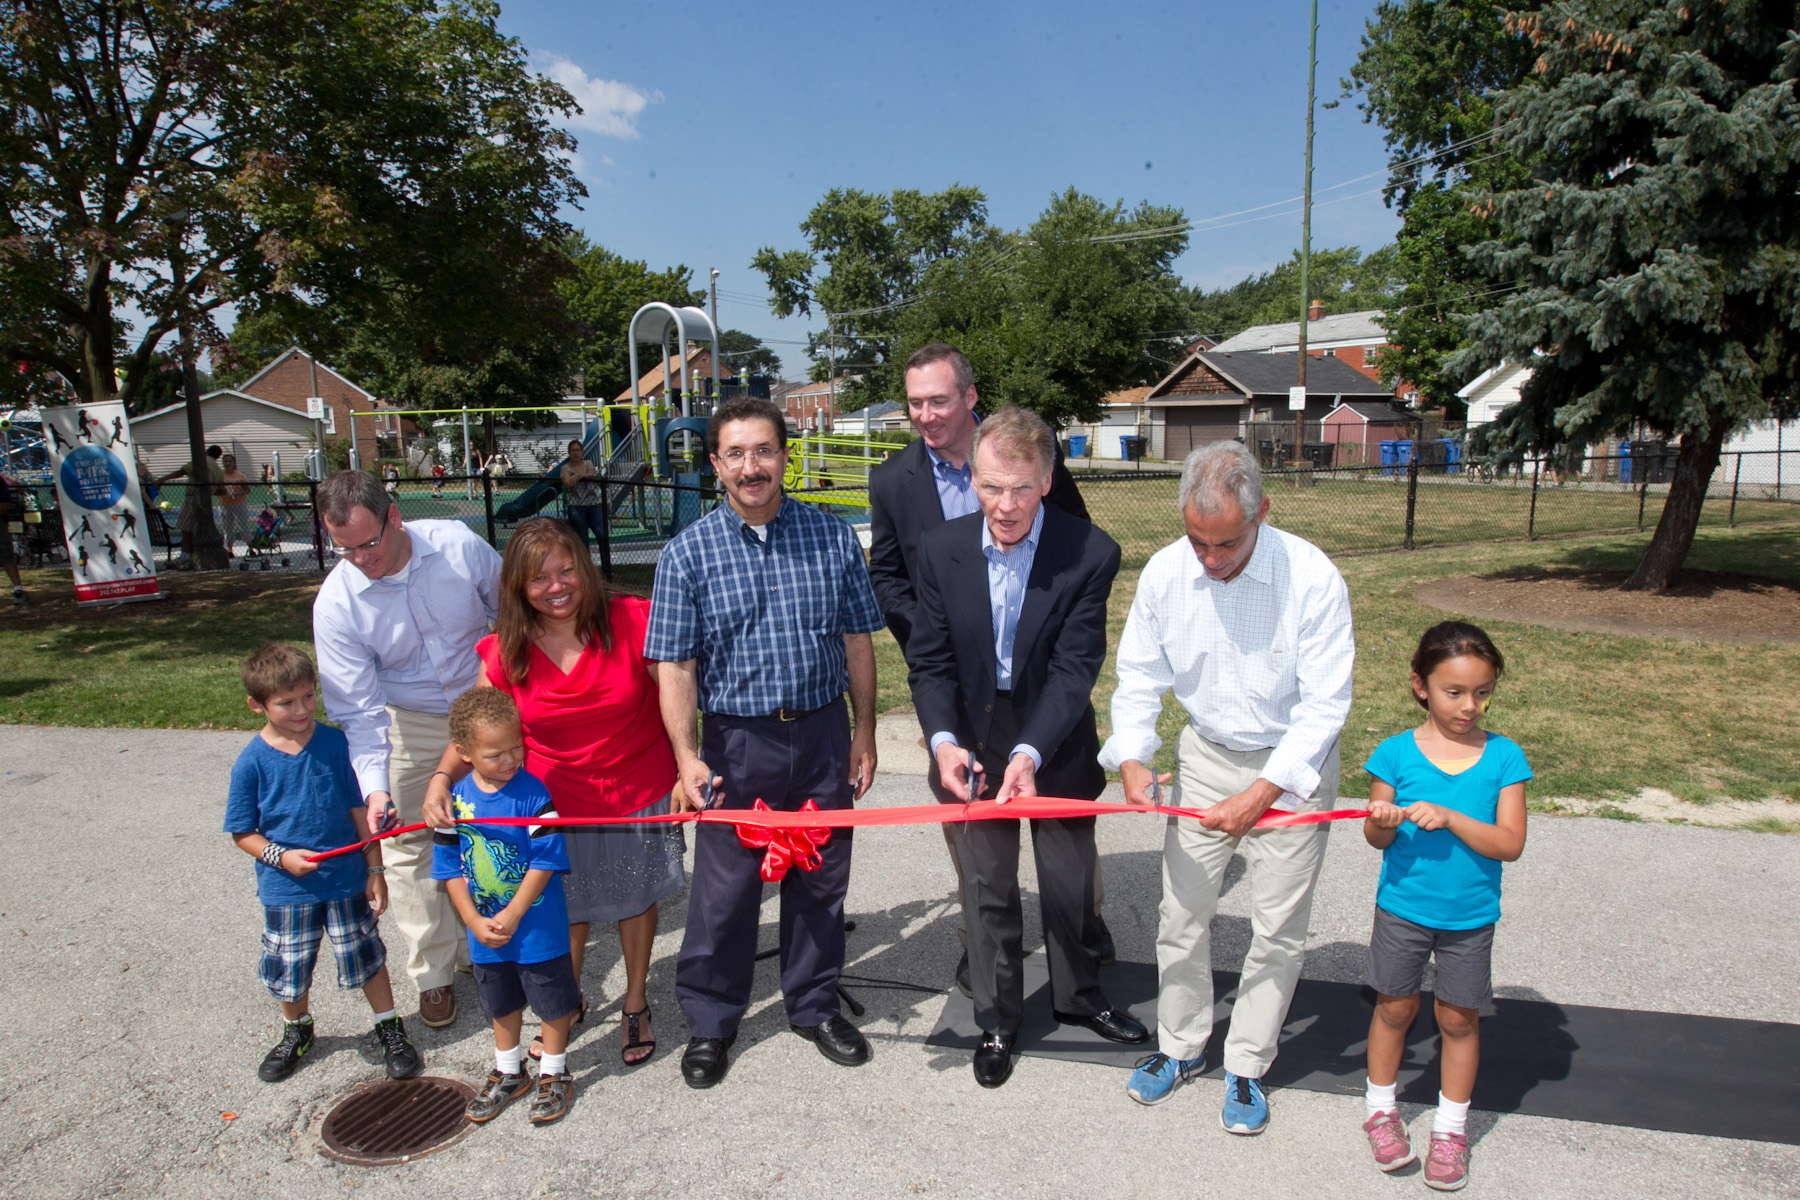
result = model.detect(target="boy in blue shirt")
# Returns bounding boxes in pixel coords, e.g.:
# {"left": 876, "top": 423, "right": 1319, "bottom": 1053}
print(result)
{"left": 224, "top": 643, "right": 422, "bottom": 1083}
{"left": 432, "top": 688, "right": 580, "bottom": 1125}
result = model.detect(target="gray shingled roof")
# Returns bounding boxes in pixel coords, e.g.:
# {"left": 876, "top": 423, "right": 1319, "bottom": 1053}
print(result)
{"left": 1200, "top": 351, "right": 1396, "bottom": 399}
{"left": 1211, "top": 310, "right": 1389, "bottom": 352}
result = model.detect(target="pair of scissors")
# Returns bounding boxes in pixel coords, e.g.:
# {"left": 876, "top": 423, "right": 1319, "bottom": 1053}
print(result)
{"left": 701, "top": 778, "right": 718, "bottom": 809}
{"left": 967, "top": 747, "right": 980, "bottom": 803}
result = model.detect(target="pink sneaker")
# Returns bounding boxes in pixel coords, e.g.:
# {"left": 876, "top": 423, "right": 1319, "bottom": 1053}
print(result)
{"left": 1362, "top": 1109, "right": 1416, "bottom": 1172}
{"left": 1424, "top": 1130, "right": 1470, "bottom": 1191}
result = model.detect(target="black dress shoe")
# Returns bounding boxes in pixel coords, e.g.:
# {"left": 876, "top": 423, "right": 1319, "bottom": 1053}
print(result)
{"left": 955, "top": 950, "right": 972, "bottom": 998}
{"left": 1097, "top": 927, "right": 1117, "bottom": 967}
{"left": 972, "top": 1031, "right": 1016, "bottom": 1088}
{"left": 680, "top": 1035, "right": 736, "bottom": 1089}
{"left": 790, "top": 1015, "right": 871, "bottom": 1066}
{"left": 1053, "top": 1007, "right": 1149, "bottom": 1044}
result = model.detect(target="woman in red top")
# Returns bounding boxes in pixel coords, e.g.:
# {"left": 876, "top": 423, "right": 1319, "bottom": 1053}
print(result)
{"left": 425, "top": 518, "right": 683, "bottom": 1064}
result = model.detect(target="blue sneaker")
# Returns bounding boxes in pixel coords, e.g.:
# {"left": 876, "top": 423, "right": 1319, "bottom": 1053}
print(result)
{"left": 1221, "top": 1072, "right": 1269, "bottom": 1134}
{"left": 1126, "top": 1052, "right": 1204, "bottom": 1106}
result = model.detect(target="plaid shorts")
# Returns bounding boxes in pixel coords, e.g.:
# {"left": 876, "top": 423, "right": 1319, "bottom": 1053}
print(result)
{"left": 259, "top": 896, "right": 387, "bottom": 1003}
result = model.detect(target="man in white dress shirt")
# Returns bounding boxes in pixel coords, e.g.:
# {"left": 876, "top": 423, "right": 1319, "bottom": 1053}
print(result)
{"left": 1100, "top": 440, "right": 1354, "bottom": 1135}
{"left": 312, "top": 470, "right": 502, "bottom": 1030}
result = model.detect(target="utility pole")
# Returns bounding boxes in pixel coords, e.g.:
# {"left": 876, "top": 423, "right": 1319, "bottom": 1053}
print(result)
{"left": 1292, "top": 0, "right": 1319, "bottom": 469}
{"left": 709, "top": 268, "right": 720, "bottom": 333}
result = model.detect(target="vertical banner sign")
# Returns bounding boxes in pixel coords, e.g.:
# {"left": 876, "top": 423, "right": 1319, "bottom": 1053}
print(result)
{"left": 43, "top": 402, "right": 162, "bottom": 606}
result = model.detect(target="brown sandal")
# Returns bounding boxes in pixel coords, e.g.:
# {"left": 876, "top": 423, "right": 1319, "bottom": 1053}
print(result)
{"left": 621, "top": 1004, "right": 655, "bottom": 1066}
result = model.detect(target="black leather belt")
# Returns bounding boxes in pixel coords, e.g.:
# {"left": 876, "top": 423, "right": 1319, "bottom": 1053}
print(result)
{"left": 769, "top": 703, "right": 827, "bottom": 722}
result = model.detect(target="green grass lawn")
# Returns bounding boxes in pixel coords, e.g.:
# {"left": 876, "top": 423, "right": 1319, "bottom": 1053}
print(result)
{"left": 1074, "top": 471, "right": 1798, "bottom": 569}
{"left": 876, "top": 523, "right": 1800, "bottom": 805}
{"left": 5, "top": 524, "right": 1797, "bottom": 805}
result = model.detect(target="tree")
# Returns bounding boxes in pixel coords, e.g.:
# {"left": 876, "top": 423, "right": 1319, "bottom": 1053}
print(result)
{"left": 751, "top": 185, "right": 994, "bottom": 410}
{"left": 556, "top": 236, "right": 705, "bottom": 399}
{"left": 717, "top": 330, "right": 782, "bottom": 379}
{"left": 1457, "top": 0, "right": 1800, "bottom": 590}
{"left": 1186, "top": 246, "right": 1401, "bottom": 343}
{"left": 1, "top": 0, "right": 582, "bottom": 560}
{"left": 1341, "top": 0, "right": 1538, "bottom": 414}
{"left": 896, "top": 189, "right": 1193, "bottom": 428}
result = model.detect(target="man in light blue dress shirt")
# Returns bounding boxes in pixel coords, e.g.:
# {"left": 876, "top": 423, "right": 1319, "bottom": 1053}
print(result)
{"left": 906, "top": 406, "right": 1145, "bottom": 1088}
{"left": 313, "top": 469, "right": 501, "bottom": 1029}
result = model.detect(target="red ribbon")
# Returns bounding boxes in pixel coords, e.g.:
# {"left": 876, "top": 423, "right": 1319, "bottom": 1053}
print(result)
{"left": 735, "top": 799, "right": 833, "bottom": 881}
{"left": 305, "top": 796, "right": 1369, "bottom": 863}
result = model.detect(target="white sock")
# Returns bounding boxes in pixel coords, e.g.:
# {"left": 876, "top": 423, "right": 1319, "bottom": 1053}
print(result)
{"left": 496, "top": 1045, "right": 523, "bottom": 1075}
{"left": 1365, "top": 1077, "right": 1398, "bottom": 1119}
{"left": 538, "top": 1051, "right": 568, "bottom": 1076}
{"left": 288, "top": 1013, "right": 313, "bottom": 1027}
{"left": 370, "top": 1009, "right": 395, "bottom": 1025}
{"left": 1433, "top": 1093, "right": 1470, "bottom": 1136}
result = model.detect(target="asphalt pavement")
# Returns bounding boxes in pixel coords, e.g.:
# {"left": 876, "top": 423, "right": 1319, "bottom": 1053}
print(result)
{"left": 1, "top": 723, "right": 1795, "bottom": 1200}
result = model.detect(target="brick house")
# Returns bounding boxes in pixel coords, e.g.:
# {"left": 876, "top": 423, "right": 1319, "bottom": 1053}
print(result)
{"left": 774, "top": 374, "right": 851, "bottom": 431}
{"left": 234, "top": 348, "right": 411, "bottom": 458}
{"left": 615, "top": 346, "right": 735, "bottom": 406}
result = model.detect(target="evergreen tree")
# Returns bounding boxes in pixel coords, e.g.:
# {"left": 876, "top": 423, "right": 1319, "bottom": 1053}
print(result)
{"left": 1459, "top": 0, "right": 1800, "bottom": 589}
{"left": 1341, "top": 0, "right": 1538, "bottom": 414}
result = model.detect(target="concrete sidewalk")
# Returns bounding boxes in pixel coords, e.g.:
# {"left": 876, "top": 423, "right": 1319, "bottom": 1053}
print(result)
{"left": 1, "top": 724, "right": 1795, "bottom": 1200}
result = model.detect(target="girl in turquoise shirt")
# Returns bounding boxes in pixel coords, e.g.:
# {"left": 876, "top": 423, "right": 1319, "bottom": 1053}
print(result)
{"left": 1359, "top": 621, "right": 1531, "bottom": 1192}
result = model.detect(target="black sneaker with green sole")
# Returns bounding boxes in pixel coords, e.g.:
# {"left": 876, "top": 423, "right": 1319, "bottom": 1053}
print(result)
{"left": 258, "top": 1019, "right": 315, "bottom": 1082}
{"left": 374, "top": 1016, "right": 423, "bottom": 1079}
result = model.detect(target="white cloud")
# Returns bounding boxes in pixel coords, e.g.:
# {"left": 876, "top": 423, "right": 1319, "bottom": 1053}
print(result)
{"left": 535, "top": 53, "right": 657, "bottom": 141}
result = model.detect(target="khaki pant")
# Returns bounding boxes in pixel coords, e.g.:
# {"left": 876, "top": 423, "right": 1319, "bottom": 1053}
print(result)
{"left": 383, "top": 705, "right": 467, "bottom": 991}
{"left": 1155, "top": 725, "right": 1338, "bottom": 1077}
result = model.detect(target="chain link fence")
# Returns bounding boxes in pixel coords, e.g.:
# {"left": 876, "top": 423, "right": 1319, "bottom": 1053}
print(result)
{"left": 1074, "top": 448, "right": 1800, "bottom": 571}
{"left": 13, "top": 449, "right": 1794, "bottom": 583}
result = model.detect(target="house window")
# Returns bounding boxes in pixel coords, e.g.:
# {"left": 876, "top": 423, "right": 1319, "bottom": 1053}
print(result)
{"left": 1324, "top": 348, "right": 1337, "bottom": 357}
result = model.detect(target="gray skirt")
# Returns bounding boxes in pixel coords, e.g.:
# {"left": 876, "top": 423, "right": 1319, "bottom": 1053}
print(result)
{"left": 562, "top": 794, "right": 687, "bottom": 925}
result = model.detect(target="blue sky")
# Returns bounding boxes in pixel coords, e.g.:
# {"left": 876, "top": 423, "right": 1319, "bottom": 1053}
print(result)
{"left": 499, "top": 0, "right": 1401, "bottom": 378}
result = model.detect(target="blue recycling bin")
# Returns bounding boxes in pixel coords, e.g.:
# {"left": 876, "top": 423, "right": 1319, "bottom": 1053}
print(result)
{"left": 1395, "top": 440, "right": 1415, "bottom": 470}
{"left": 1619, "top": 442, "right": 1633, "bottom": 483}
{"left": 1068, "top": 434, "right": 1089, "bottom": 458}
{"left": 1438, "top": 438, "right": 1461, "bottom": 474}
{"left": 1379, "top": 440, "right": 1399, "bottom": 476}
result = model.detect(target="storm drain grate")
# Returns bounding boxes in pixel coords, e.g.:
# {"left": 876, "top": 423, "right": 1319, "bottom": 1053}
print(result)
{"left": 319, "top": 1076, "right": 476, "bottom": 1166}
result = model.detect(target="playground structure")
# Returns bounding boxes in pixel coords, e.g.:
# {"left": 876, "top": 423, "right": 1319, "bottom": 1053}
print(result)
{"left": 326, "top": 302, "right": 895, "bottom": 561}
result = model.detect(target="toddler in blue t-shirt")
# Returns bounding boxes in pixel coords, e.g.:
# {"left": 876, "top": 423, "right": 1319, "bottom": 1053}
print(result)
{"left": 431, "top": 688, "right": 579, "bottom": 1126}
{"left": 223, "top": 643, "right": 421, "bottom": 1084}
{"left": 1358, "top": 621, "right": 1531, "bottom": 1192}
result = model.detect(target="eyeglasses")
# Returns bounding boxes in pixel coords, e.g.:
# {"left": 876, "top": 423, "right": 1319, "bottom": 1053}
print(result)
{"left": 716, "top": 446, "right": 784, "bottom": 468}
{"left": 330, "top": 509, "right": 390, "bottom": 558}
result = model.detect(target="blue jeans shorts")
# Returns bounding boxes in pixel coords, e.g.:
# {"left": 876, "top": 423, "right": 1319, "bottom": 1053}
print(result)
{"left": 472, "top": 954, "right": 582, "bottom": 1023}
{"left": 259, "top": 896, "right": 387, "bottom": 1003}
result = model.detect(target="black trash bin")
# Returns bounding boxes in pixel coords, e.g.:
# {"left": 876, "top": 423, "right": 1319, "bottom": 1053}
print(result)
{"left": 1121, "top": 435, "right": 1147, "bottom": 462}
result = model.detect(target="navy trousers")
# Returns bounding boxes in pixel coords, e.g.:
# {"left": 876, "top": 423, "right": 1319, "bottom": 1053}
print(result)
{"left": 675, "top": 696, "right": 854, "bottom": 1039}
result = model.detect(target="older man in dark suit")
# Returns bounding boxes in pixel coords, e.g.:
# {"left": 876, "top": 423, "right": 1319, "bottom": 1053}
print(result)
{"left": 868, "top": 343, "right": 1109, "bottom": 996}
{"left": 906, "top": 405, "right": 1148, "bottom": 1089}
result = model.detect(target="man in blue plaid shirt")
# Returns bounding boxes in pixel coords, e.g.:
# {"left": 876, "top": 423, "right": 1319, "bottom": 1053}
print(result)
{"left": 647, "top": 396, "right": 884, "bottom": 1089}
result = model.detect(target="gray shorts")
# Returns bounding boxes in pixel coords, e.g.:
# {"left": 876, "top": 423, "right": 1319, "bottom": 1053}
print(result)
{"left": 1366, "top": 905, "right": 1494, "bottom": 1010}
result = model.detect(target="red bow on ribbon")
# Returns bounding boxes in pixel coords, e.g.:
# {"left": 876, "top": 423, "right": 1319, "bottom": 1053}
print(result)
{"left": 736, "top": 799, "right": 833, "bottom": 882}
